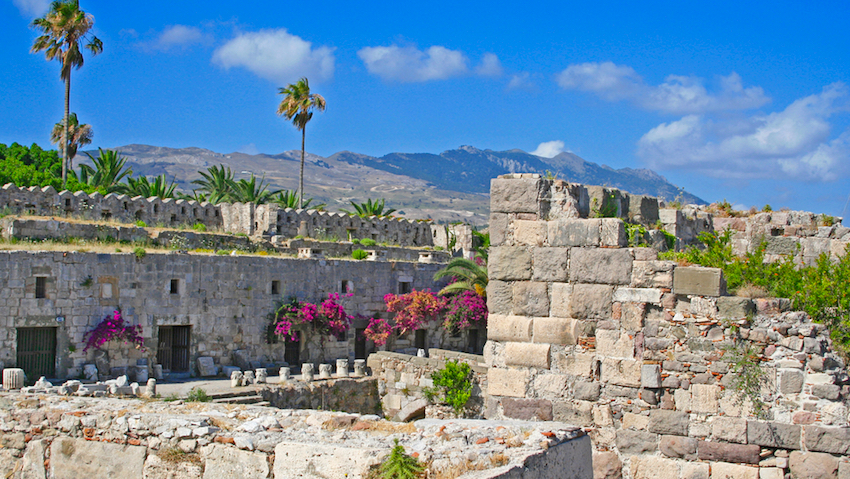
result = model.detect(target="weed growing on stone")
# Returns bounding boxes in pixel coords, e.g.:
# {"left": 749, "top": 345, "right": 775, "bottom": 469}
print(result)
{"left": 352, "top": 249, "right": 368, "bottom": 260}
{"left": 423, "top": 360, "right": 472, "bottom": 415}
{"left": 724, "top": 340, "right": 770, "bottom": 419}
{"left": 133, "top": 246, "right": 146, "bottom": 260}
{"left": 186, "top": 387, "right": 211, "bottom": 402}
{"left": 158, "top": 447, "right": 202, "bottom": 465}
{"left": 192, "top": 222, "right": 207, "bottom": 232}
{"left": 368, "top": 439, "right": 424, "bottom": 479}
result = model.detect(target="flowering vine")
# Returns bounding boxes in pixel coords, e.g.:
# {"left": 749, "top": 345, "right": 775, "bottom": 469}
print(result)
{"left": 82, "top": 309, "right": 145, "bottom": 352}
{"left": 443, "top": 290, "right": 488, "bottom": 333}
{"left": 269, "top": 293, "right": 353, "bottom": 341}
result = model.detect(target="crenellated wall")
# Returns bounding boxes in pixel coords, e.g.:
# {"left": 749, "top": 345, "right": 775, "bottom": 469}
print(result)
{"left": 485, "top": 174, "right": 850, "bottom": 479}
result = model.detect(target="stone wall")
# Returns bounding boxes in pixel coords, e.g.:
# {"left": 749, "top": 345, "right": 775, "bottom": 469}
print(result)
{"left": 0, "top": 250, "right": 446, "bottom": 379}
{"left": 0, "top": 392, "right": 592, "bottom": 479}
{"left": 261, "top": 377, "right": 381, "bottom": 415}
{"left": 485, "top": 174, "right": 850, "bottom": 479}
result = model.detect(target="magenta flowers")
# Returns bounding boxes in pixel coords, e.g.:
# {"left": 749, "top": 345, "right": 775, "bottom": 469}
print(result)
{"left": 82, "top": 309, "right": 145, "bottom": 352}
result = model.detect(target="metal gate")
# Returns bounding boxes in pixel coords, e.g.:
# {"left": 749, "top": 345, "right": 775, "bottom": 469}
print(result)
{"left": 16, "top": 327, "right": 56, "bottom": 379}
{"left": 284, "top": 335, "right": 300, "bottom": 366}
{"left": 158, "top": 326, "right": 190, "bottom": 372}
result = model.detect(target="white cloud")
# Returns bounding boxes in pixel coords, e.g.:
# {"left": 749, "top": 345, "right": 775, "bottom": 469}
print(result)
{"left": 507, "top": 72, "right": 534, "bottom": 91}
{"left": 237, "top": 143, "right": 260, "bottom": 155}
{"left": 476, "top": 53, "right": 503, "bottom": 77}
{"left": 213, "top": 29, "right": 335, "bottom": 84}
{"left": 556, "top": 61, "right": 770, "bottom": 114}
{"left": 12, "top": 0, "right": 49, "bottom": 17}
{"left": 150, "top": 25, "right": 210, "bottom": 51}
{"left": 530, "top": 140, "right": 566, "bottom": 158}
{"left": 357, "top": 45, "right": 468, "bottom": 82}
{"left": 638, "top": 83, "right": 850, "bottom": 181}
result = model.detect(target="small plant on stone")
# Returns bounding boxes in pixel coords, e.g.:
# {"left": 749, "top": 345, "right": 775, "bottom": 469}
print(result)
{"left": 361, "top": 238, "right": 377, "bottom": 247}
{"left": 192, "top": 222, "right": 207, "bottom": 232}
{"left": 135, "top": 220, "right": 147, "bottom": 227}
{"left": 351, "top": 238, "right": 361, "bottom": 244}
{"left": 370, "top": 439, "right": 424, "bottom": 479}
{"left": 80, "top": 275, "right": 93, "bottom": 287}
{"left": 133, "top": 246, "right": 146, "bottom": 260}
{"left": 425, "top": 360, "right": 472, "bottom": 415}
{"left": 352, "top": 249, "right": 368, "bottom": 260}
{"left": 724, "top": 340, "right": 770, "bottom": 419}
{"left": 186, "top": 387, "right": 211, "bottom": 402}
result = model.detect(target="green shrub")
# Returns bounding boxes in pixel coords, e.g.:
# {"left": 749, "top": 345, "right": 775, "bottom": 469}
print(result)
{"left": 135, "top": 220, "right": 147, "bottom": 227}
{"left": 192, "top": 223, "right": 207, "bottom": 232}
{"left": 361, "top": 238, "right": 377, "bottom": 247}
{"left": 186, "top": 387, "right": 210, "bottom": 402}
{"left": 425, "top": 360, "right": 472, "bottom": 415}
{"left": 370, "top": 439, "right": 424, "bottom": 479}
{"left": 350, "top": 238, "right": 360, "bottom": 244}
{"left": 133, "top": 247, "right": 146, "bottom": 260}
{"left": 352, "top": 249, "right": 368, "bottom": 260}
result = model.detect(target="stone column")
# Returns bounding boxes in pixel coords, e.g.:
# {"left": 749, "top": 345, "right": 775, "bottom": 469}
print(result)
{"left": 353, "top": 359, "right": 367, "bottom": 377}
{"left": 279, "top": 367, "right": 291, "bottom": 383}
{"left": 318, "top": 364, "right": 333, "bottom": 379}
{"left": 230, "top": 371, "right": 243, "bottom": 388}
{"left": 255, "top": 368, "right": 268, "bottom": 383}
{"left": 301, "top": 363, "right": 314, "bottom": 381}
{"left": 336, "top": 359, "right": 349, "bottom": 378}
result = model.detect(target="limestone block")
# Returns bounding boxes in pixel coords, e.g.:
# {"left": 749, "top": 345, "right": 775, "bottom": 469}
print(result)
{"left": 758, "top": 468, "right": 784, "bottom": 479}
{"left": 505, "top": 342, "right": 550, "bottom": 369}
{"left": 570, "top": 283, "right": 614, "bottom": 320}
{"left": 681, "top": 462, "right": 710, "bottom": 479}
{"left": 613, "top": 287, "right": 662, "bottom": 304}
{"left": 623, "top": 412, "right": 649, "bottom": 430}
{"left": 592, "top": 451, "right": 622, "bottom": 479}
{"left": 532, "top": 247, "right": 569, "bottom": 282}
{"left": 630, "top": 455, "right": 679, "bottom": 479}
{"left": 649, "top": 410, "right": 689, "bottom": 436}
{"left": 615, "top": 429, "right": 657, "bottom": 455}
{"left": 513, "top": 220, "right": 546, "bottom": 246}
{"left": 600, "top": 218, "right": 627, "bottom": 247}
{"left": 698, "top": 441, "right": 760, "bottom": 464}
{"left": 710, "top": 417, "right": 747, "bottom": 443}
{"left": 22, "top": 439, "right": 46, "bottom": 479}
{"left": 532, "top": 316, "right": 577, "bottom": 345}
{"left": 641, "top": 364, "right": 661, "bottom": 388}
{"left": 553, "top": 400, "right": 594, "bottom": 427}
{"left": 197, "top": 357, "right": 218, "bottom": 377}
{"left": 487, "top": 280, "right": 513, "bottom": 315}
{"left": 491, "top": 177, "right": 545, "bottom": 214}
{"left": 709, "top": 462, "right": 758, "bottom": 479}
{"left": 49, "top": 437, "right": 146, "bottom": 479}
{"left": 788, "top": 451, "right": 839, "bottom": 479}
{"left": 631, "top": 260, "right": 675, "bottom": 289}
{"left": 487, "top": 314, "right": 532, "bottom": 342}
{"left": 598, "top": 329, "right": 635, "bottom": 358}
{"left": 601, "top": 358, "right": 641, "bottom": 388}
{"left": 489, "top": 246, "right": 532, "bottom": 281}
{"left": 747, "top": 421, "right": 801, "bottom": 449}
{"left": 199, "top": 444, "right": 266, "bottom": 479}
{"left": 501, "top": 398, "right": 553, "bottom": 421}
{"left": 570, "top": 248, "right": 633, "bottom": 285}
{"left": 548, "top": 218, "right": 601, "bottom": 247}
{"left": 512, "top": 281, "right": 550, "bottom": 317}
{"left": 574, "top": 381, "right": 601, "bottom": 401}
{"left": 660, "top": 435, "right": 697, "bottom": 459}
{"left": 558, "top": 351, "right": 595, "bottom": 377}
{"left": 672, "top": 267, "right": 726, "bottom": 296}
{"left": 779, "top": 368, "right": 804, "bottom": 394}
{"left": 487, "top": 368, "right": 528, "bottom": 397}
{"left": 144, "top": 454, "right": 203, "bottom": 479}
{"left": 804, "top": 426, "right": 850, "bottom": 454}
{"left": 690, "top": 384, "right": 719, "bottom": 414}
{"left": 549, "top": 282, "right": 572, "bottom": 317}
{"left": 621, "top": 302, "right": 646, "bottom": 330}
{"left": 717, "top": 296, "right": 755, "bottom": 319}
{"left": 489, "top": 213, "right": 509, "bottom": 246}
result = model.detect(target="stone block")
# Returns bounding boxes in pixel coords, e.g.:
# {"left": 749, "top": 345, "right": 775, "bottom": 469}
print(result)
{"left": 487, "top": 314, "right": 532, "bottom": 342}
{"left": 489, "top": 246, "right": 532, "bottom": 281}
{"left": 570, "top": 283, "right": 614, "bottom": 320}
{"left": 513, "top": 220, "right": 546, "bottom": 246}
{"left": 512, "top": 281, "right": 550, "bottom": 317}
{"left": 601, "top": 218, "right": 627, "bottom": 247}
{"left": 660, "top": 435, "right": 697, "bottom": 459}
{"left": 574, "top": 381, "right": 600, "bottom": 401}
{"left": 504, "top": 342, "right": 550, "bottom": 369}
{"left": 698, "top": 441, "right": 761, "bottom": 464}
{"left": 631, "top": 260, "right": 675, "bottom": 289}
{"left": 710, "top": 462, "right": 758, "bottom": 479}
{"left": 615, "top": 429, "right": 657, "bottom": 455}
{"left": 717, "top": 296, "right": 755, "bottom": 319}
{"left": 21, "top": 439, "right": 45, "bottom": 479}
{"left": 491, "top": 177, "right": 545, "bottom": 214}
{"left": 630, "top": 455, "right": 679, "bottom": 479}
{"left": 597, "top": 329, "right": 634, "bottom": 358}
{"left": 673, "top": 266, "right": 726, "bottom": 296}
{"left": 789, "top": 451, "right": 839, "bottom": 479}
{"left": 592, "top": 451, "right": 622, "bottom": 479}
{"left": 690, "top": 384, "right": 719, "bottom": 414}
{"left": 486, "top": 280, "right": 513, "bottom": 315}
{"left": 747, "top": 421, "right": 801, "bottom": 449}
{"left": 487, "top": 368, "right": 528, "bottom": 398}
{"left": 558, "top": 351, "right": 595, "bottom": 377}
{"left": 623, "top": 412, "right": 650, "bottom": 430}
{"left": 812, "top": 383, "right": 841, "bottom": 400}
{"left": 621, "top": 302, "right": 646, "bottom": 330}
{"left": 532, "top": 247, "right": 569, "bottom": 282}
{"left": 641, "top": 364, "right": 661, "bottom": 388}
{"left": 601, "top": 358, "right": 641, "bottom": 387}
{"left": 197, "top": 356, "right": 218, "bottom": 377}
{"left": 780, "top": 368, "right": 804, "bottom": 394}
{"left": 489, "top": 213, "right": 509, "bottom": 246}
{"left": 532, "top": 316, "right": 577, "bottom": 345}
{"left": 649, "top": 410, "right": 689, "bottom": 436}
{"left": 804, "top": 426, "right": 850, "bottom": 454}
{"left": 273, "top": 442, "right": 383, "bottom": 479}
{"left": 144, "top": 454, "right": 202, "bottom": 479}
{"left": 682, "top": 462, "right": 710, "bottom": 479}
{"left": 50, "top": 438, "right": 145, "bottom": 479}
{"left": 759, "top": 468, "right": 784, "bottom": 479}
{"left": 570, "top": 248, "right": 633, "bottom": 285}
{"left": 549, "top": 282, "right": 572, "bottom": 317}
{"left": 553, "top": 399, "right": 594, "bottom": 427}
{"left": 501, "top": 398, "right": 553, "bottom": 421}
{"left": 710, "top": 417, "right": 747, "bottom": 443}
{"left": 548, "top": 219, "right": 601, "bottom": 247}
{"left": 613, "top": 287, "right": 662, "bottom": 304}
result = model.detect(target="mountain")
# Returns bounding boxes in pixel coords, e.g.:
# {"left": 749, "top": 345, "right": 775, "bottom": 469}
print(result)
{"left": 95, "top": 144, "right": 705, "bottom": 226}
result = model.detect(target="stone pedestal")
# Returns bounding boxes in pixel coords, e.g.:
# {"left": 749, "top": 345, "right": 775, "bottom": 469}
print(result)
{"left": 279, "top": 367, "right": 291, "bottom": 382}
{"left": 135, "top": 366, "right": 149, "bottom": 383}
{"left": 336, "top": 359, "right": 349, "bottom": 378}
{"left": 302, "top": 363, "right": 314, "bottom": 382}
{"left": 255, "top": 368, "right": 268, "bottom": 383}
{"left": 83, "top": 364, "right": 98, "bottom": 382}
{"left": 353, "top": 360, "right": 367, "bottom": 377}
{"left": 230, "top": 371, "right": 243, "bottom": 388}
{"left": 146, "top": 378, "right": 156, "bottom": 397}
{"left": 243, "top": 370, "right": 255, "bottom": 385}
{"left": 318, "top": 364, "right": 333, "bottom": 379}
{"left": 152, "top": 364, "right": 164, "bottom": 380}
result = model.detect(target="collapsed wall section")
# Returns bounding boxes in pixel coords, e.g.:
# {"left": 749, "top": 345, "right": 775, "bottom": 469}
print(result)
{"left": 485, "top": 174, "right": 850, "bottom": 478}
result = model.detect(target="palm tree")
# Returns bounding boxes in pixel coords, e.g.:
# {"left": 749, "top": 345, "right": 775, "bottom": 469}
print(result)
{"left": 192, "top": 164, "right": 235, "bottom": 204}
{"left": 50, "top": 112, "right": 92, "bottom": 169}
{"left": 341, "top": 198, "right": 396, "bottom": 218}
{"left": 433, "top": 257, "right": 488, "bottom": 297}
{"left": 117, "top": 175, "right": 177, "bottom": 199}
{"left": 31, "top": 0, "right": 103, "bottom": 187}
{"left": 272, "top": 190, "right": 325, "bottom": 210}
{"left": 230, "top": 174, "right": 280, "bottom": 204}
{"left": 80, "top": 148, "right": 132, "bottom": 192}
{"left": 277, "top": 77, "right": 326, "bottom": 209}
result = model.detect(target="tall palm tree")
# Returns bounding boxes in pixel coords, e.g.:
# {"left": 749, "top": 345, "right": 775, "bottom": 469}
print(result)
{"left": 276, "top": 77, "right": 326, "bottom": 209}
{"left": 117, "top": 175, "right": 177, "bottom": 199}
{"left": 230, "top": 174, "right": 280, "bottom": 205}
{"left": 80, "top": 148, "right": 132, "bottom": 192}
{"left": 31, "top": 0, "right": 103, "bottom": 187}
{"left": 50, "top": 112, "right": 92, "bottom": 168}
{"left": 192, "top": 164, "right": 235, "bottom": 204}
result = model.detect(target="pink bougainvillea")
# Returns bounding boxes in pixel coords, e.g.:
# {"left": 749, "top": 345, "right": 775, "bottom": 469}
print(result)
{"left": 383, "top": 290, "right": 447, "bottom": 335}
{"left": 83, "top": 309, "right": 145, "bottom": 352}
{"left": 363, "top": 317, "right": 393, "bottom": 346}
{"left": 443, "top": 291, "right": 488, "bottom": 332}
{"left": 270, "top": 293, "right": 353, "bottom": 341}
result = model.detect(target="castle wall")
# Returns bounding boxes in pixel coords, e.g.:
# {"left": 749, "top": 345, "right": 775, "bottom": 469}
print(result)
{"left": 485, "top": 174, "right": 850, "bottom": 479}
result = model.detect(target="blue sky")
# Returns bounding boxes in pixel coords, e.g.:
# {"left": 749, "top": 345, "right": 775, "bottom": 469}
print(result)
{"left": 3, "top": 1, "right": 849, "bottom": 216}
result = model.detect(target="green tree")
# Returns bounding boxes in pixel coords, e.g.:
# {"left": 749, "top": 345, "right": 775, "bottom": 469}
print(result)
{"left": 80, "top": 148, "right": 132, "bottom": 192}
{"left": 50, "top": 112, "right": 92, "bottom": 169}
{"left": 433, "top": 257, "right": 488, "bottom": 297}
{"left": 192, "top": 164, "right": 235, "bottom": 204}
{"left": 272, "top": 189, "right": 325, "bottom": 210}
{"left": 118, "top": 175, "right": 177, "bottom": 199}
{"left": 277, "top": 77, "right": 326, "bottom": 209}
{"left": 341, "top": 198, "right": 396, "bottom": 218}
{"left": 376, "top": 439, "right": 424, "bottom": 479}
{"left": 230, "top": 174, "right": 279, "bottom": 204}
{"left": 31, "top": 0, "right": 103, "bottom": 187}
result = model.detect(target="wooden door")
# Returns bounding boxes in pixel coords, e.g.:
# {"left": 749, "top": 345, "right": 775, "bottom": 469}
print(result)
{"left": 16, "top": 327, "right": 56, "bottom": 379}
{"left": 158, "top": 326, "right": 190, "bottom": 372}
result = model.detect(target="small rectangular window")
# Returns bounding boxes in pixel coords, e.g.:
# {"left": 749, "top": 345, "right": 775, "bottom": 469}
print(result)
{"left": 271, "top": 280, "right": 280, "bottom": 295}
{"left": 335, "top": 329, "right": 347, "bottom": 342}
{"left": 170, "top": 279, "right": 179, "bottom": 295}
{"left": 35, "top": 277, "right": 47, "bottom": 299}
{"left": 398, "top": 281, "right": 412, "bottom": 294}
{"left": 340, "top": 280, "right": 352, "bottom": 294}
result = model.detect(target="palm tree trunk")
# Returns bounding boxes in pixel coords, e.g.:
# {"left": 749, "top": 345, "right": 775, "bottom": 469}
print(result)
{"left": 63, "top": 73, "right": 70, "bottom": 188}
{"left": 299, "top": 126, "right": 305, "bottom": 209}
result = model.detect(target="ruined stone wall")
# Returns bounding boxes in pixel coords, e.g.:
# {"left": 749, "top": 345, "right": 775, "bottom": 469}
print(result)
{"left": 0, "top": 251, "right": 445, "bottom": 379}
{"left": 485, "top": 175, "right": 850, "bottom": 479}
